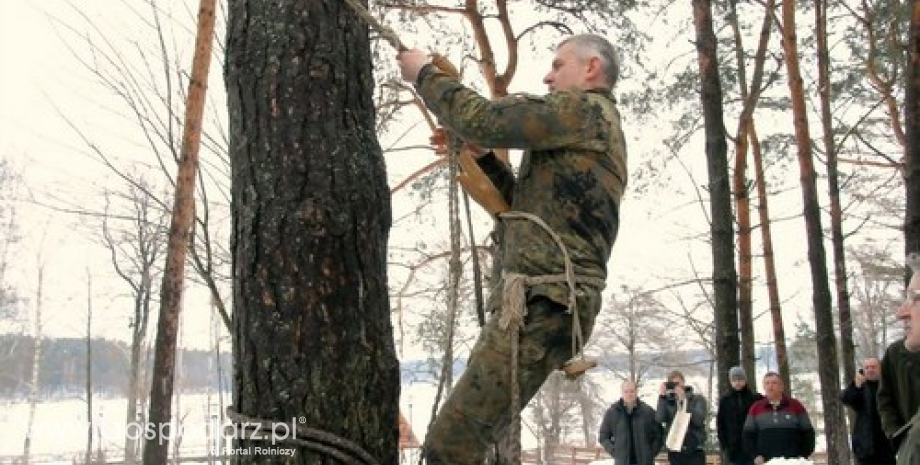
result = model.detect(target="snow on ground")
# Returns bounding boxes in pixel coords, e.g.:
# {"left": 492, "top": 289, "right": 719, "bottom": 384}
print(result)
{"left": 0, "top": 392, "right": 228, "bottom": 459}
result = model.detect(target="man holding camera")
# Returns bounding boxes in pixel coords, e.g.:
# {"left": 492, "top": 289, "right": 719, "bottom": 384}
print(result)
{"left": 840, "top": 357, "right": 896, "bottom": 465}
{"left": 656, "top": 370, "right": 708, "bottom": 465}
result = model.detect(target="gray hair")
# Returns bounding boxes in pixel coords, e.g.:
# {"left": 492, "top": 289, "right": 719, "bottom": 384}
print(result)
{"left": 558, "top": 33, "right": 620, "bottom": 89}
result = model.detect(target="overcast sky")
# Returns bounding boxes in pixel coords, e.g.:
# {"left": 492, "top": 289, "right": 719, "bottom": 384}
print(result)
{"left": 0, "top": 0, "right": 901, "bottom": 359}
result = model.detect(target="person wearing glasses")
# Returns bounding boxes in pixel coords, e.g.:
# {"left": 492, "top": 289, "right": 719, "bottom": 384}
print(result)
{"left": 878, "top": 253, "right": 920, "bottom": 464}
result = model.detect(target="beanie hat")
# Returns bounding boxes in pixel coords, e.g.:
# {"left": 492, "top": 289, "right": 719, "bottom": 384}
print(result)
{"left": 729, "top": 366, "right": 747, "bottom": 381}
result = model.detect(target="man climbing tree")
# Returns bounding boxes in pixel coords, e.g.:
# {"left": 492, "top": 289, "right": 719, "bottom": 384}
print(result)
{"left": 225, "top": 0, "right": 399, "bottom": 463}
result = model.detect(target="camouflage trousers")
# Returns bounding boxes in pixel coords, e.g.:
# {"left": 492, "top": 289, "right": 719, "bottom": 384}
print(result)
{"left": 423, "top": 290, "right": 602, "bottom": 465}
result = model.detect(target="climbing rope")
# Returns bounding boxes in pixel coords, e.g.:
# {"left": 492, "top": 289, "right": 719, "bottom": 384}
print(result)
{"left": 497, "top": 210, "right": 607, "bottom": 464}
{"left": 422, "top": 131, "right": 465, "bottom": 465}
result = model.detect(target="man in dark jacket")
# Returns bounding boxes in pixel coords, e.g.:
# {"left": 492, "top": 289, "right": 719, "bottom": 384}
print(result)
{"left": 879, "top": 253, "right": 920, "bottom": 463}
{"left": 841, "top": 357, "right": 896, "bottom": 465}
{"left": 657, "top": 370, "right": 707, "bottom": 465}
{"left": 717, "top": 366, "right": 763, "bottom": 465}
{"left": 599, "top": 380, "right": 663, "bottom": 465}
{"left": 743, "top": 372, "right": 815, "bottom": 463}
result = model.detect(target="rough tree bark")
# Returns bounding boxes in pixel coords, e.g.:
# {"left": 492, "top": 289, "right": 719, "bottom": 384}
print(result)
{"left": 692, "top": 0, "right": 739, "bottom": 394}
{"left": 226, "top": 0, "right": 399, "bottom": 463}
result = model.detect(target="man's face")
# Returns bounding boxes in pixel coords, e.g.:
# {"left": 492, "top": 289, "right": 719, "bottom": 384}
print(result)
{"left": 730, "top": 378, "right": 747, "bottom": 391}
{"left": 669, "top": 376, "right": 684, "bottom": 388}
{"left": 763, "top": 375, "right": 784, "bottom": 400}
{"left": 897, "top": 272, "right": 920, "bottom": 351}
{"left": 621, "top": 382, "right": 638, "bottom": 405}
{"left": 543, "top": 42, "right": 589, "bottom": 92}
{"left": 862, "top": 358, "right": 881, "bottom": 381}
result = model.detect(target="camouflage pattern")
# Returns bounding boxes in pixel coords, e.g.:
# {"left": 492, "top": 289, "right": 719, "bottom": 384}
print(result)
{"left": 416, "top": 64, "right": 627, "bottom": 307}
{"left": 415, "top": 64, "right": 628, "bottom": 464}
{"left": 424, "top": 294, "right": 602, "bottom": 465}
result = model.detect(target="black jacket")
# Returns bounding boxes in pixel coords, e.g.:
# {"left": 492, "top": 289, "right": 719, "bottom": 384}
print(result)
{"left": 656, "top": 386, "right": 708, "bottom": 453}
{"left": 841, "top": 379, "right": 893, "bottom": 460}
{"left": 598, "top": 399, "right": 663, "bottom": 465}
{"left": 717, "top": 386, "right": 763, "bottom": 461}
{"left": 598, "top": 399, "right": 664, "bottom": 465}
{"left": 879, "top": 341, "right": 920, "bottom": 446}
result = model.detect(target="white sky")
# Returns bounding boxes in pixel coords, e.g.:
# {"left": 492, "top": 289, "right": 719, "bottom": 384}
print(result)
{"left": 0, "top": 0, "right": 904, "bottom": 359}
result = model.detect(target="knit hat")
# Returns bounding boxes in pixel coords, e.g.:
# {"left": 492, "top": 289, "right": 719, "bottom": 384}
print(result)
{"left": 729, "top": 366, "right": 747, "bottom": 381}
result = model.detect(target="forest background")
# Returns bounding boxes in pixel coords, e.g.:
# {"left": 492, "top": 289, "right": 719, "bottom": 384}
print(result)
{"left": 0, "top": 0, "right": 914, "bottom": 463}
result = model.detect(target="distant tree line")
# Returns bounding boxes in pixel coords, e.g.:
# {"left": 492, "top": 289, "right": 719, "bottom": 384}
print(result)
{"left": 0, "top": 333, "right": 230, "bottom": 399}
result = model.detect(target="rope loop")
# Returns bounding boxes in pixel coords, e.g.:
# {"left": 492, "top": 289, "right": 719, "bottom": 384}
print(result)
{"left": 225, "top": 406, "right": 379, "bottom": 465}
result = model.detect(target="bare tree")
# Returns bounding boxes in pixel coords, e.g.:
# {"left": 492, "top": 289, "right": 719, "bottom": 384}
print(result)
{"left": 850, "top": 247, "right": 904, "bottom": 357}
{"left": 85, "top": 270, "right": 94, "bottom": 465}
{"left": 99, "top": 176, "right": 168, "bottom": 465}
{"left": 595, "top": 286, "right": 676, "bottom": 384}
{"left": 22, "top": 259, "right": 44, "bottom": 465}
{"left": 0, "top": 159, "right": 22, "bottom": 320}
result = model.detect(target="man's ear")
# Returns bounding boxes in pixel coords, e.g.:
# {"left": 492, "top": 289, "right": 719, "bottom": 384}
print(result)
{"left": 586, "top": 56, "right": 603, "bottom": 80}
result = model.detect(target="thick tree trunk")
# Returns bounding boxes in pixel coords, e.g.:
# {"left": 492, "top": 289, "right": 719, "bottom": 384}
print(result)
{"left": 692, "top": 0, "right": 739, "bottom": 394}
{"left": 779, "top": 2, "right": 849, "bottom": 462}
{"left": 907, "top": 0, "right": 920, "bottom": 257}
{"left": 226, "top": 0, "right": 399, "bottom": 463}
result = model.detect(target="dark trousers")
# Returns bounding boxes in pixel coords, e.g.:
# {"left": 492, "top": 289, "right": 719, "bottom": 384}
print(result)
{"left": 857, "top": 452, "right": 897, "bottom": 465}
{"left": 668, "top": 450, "right": 705, "bottom": 465}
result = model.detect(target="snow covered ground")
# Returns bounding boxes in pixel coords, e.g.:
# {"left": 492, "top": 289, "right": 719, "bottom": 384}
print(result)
{"left": 0, "top": 374, "right": 827, "bottom": 463}
{"left": 0, "top": 385, "right": 446, "bottom": 462}
{"left": 0, "top": 392, "right": 229, "bottom": 460}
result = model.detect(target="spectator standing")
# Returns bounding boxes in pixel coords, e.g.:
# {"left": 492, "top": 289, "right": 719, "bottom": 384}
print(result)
{"left": 656, "top": 370, "right": 707, "bottom": 465}
{"left": 840, "top": 357, "right": 896, "bottom": 465}
{"left": 717, "top": 366, "right": 763, "bottom": 465}
{"left": 742, "top": 371, "right": 815, "bottom": 464}
{"left": 599, "top": 380, "right": 663, "bottom": 465}
{"left": 879, "top": 253, "right": 920, "bottom": 464}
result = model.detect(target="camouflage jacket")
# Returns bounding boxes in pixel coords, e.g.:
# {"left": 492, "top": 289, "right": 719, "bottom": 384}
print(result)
{"left": 415, "top": 64, "right": 628, "bottom": 306}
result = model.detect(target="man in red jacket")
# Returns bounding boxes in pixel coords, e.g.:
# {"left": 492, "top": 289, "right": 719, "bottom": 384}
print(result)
{"left": 742, "top": 372, "right": 815, "bottom": 464}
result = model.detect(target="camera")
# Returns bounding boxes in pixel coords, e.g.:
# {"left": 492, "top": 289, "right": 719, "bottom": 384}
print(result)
{"left": 665, "top": 381, "right": 677, "bottom": 396}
